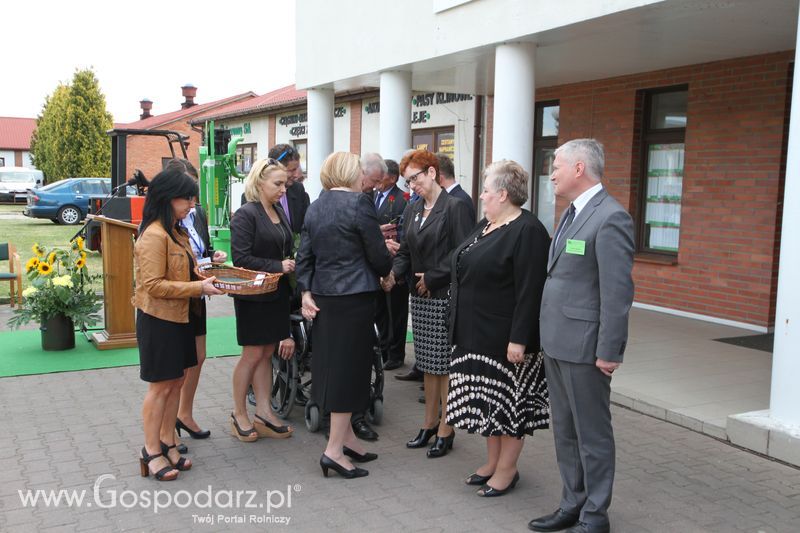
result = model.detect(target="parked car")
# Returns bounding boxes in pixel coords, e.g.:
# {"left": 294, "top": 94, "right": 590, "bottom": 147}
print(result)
{"left": 24, "top": 177, "right": 112, "bottom": 224}
{"left": 0, "top": 167, "right": 44, "bottom": 202}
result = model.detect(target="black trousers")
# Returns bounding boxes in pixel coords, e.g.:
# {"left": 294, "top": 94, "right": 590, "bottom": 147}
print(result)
{"left": 375, "top": 281, "right": 410, "bottom": 363}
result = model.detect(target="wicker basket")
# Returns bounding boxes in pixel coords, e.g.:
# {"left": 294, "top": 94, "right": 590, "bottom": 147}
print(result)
{"left": 195, "top": 262, "right": 282, "bottom": 295}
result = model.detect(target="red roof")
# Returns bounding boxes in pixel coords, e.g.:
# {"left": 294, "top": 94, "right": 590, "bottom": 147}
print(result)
{"left": 0, "top": 117, "right": 37, "bottom": 150}
{"left": 190, "top": 85, "right": 307, "bottom": 123}
{"left": 122, "top": 91, "right": 257, "bottom": 130}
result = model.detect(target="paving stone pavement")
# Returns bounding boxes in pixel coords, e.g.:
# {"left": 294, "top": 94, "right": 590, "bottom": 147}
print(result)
{"left": 1, "top": 349, "right": 799, "bottom": 533}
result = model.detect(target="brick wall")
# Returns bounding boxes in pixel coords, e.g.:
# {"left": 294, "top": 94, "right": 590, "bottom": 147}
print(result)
{"left": 125, "top": 120, "right": 201, "bottom": 182}
{"left": 268, "top": 116, "right": 276, "bottom": 148}
{"left": 488, "top": 51, "right": 792, "bottom": 327}
{"left": 350, "top": 100, "right": 362, "bottom": 154}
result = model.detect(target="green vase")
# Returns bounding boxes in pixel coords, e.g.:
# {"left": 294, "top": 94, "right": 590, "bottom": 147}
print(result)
{"left": 40, "top": 313, "right": 76, "bottom": 351}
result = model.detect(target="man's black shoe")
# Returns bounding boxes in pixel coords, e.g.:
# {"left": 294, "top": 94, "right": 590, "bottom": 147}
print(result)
{"left": 528, "top": 509, "right": 580, "bottom": 532}
{"left": 352, "top": 419, "right": 379, "bottom": 441}
{"left": 383, "top": 360, "right": 403, "bottom": 371}
{"left": 395, "top": 368, "right": 423, "bottom": 381}
{"left": 566, "top": 522, "right": 609, "bottom": 533}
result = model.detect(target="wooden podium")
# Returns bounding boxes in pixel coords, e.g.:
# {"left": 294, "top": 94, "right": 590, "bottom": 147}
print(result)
{"left": 88, "top": 215, "right": 139, "bottom": 350}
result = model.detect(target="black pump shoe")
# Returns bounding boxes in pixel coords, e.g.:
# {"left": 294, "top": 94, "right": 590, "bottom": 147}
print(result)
{"left": 176, "top": 418, "right": 211, "bottom": 439}
{"left": 343, "top": 446, "right": 378, "bottom": 463}
{"left": 319, "top": 454, "right": 369, "bottom": 479}
{"left": 477, "top": 471, "right": 519, "bottom": 497}
{"left": 406, "top": 427, "right": 438, "bottom": 448}
{"left": 427, "top": 432, "right": 455, "bottom": 458}
{"left": 465, "top": 472, "right": 493, "bottom": 486}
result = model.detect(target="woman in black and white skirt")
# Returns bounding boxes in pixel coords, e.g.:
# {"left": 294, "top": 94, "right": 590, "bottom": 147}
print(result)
{"left": 382, "top": 150, "right": 473, "bottom": 458}
{"left": 447, "top": 160, "right": 550, "bottom": 497}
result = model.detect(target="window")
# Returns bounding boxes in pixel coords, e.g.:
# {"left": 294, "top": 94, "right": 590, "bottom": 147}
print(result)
{"left": 638, "top": 87, "right": 688, "bottom": 255}
{"left": 533, "top": 101, "right": 559, "bottom": 235}
{"left": 292, "top": 140, "right": 307, "bottom": 173}
{"left": 236, "top": 144, "right": 257, "bottom": 173}
{"left": 412, "top": 127, "right": 455, "bottom": 157}
{"left": 0, "top": 157, "right": 4, "bottom": 166}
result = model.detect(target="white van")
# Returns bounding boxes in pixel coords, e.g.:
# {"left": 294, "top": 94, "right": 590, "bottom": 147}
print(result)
{"left": 0, "top": 167, "right": 44, "bottom": 202}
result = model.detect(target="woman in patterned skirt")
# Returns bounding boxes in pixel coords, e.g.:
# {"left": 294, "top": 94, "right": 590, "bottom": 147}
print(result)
{"left": 382, "top": 150, "right": 473, "bottom": 458}
{"left": 446, "top": 160, "right": 551, "bottom": 496}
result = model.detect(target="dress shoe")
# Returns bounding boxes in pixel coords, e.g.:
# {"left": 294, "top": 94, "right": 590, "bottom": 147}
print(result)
{"left": 176, "top": 418, "right": 210, "bottom": 439}
{"left": 427, "top": 431, "right": 455, "bottom": 458}
{"left": 406, "top": 426, "right": 438, "bottom": 448}
{"left": 528, "top": 508, "right": 580, "bottom": 532}
{"left": 383, "top": 359, "right": 403, "bottom": 371}
{"left": 176, "top": 443, "right": 189, "bottom": 454}
{"left": 477, "top": 471, "right": 519, "bottom": 497}
{"left": 352, "top": 419, "right": 379, "bottom": 441}
{"left": 395, "top": 368, "right": 423, "bottom": 381}
{"left": 566, "top": 522, "right": 609, "bottom": 533}
{"left": 465, "top": 472, "right": 493, "bottom": 486}
{"left": 343, "top": 446, "right": 378, "bottom": 463}
{"left": 319, "top": 454, "right": 368, "bottom": 479}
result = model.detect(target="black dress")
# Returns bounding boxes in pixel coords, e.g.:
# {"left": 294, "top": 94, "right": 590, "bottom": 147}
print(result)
{"left": 230, "top": 202, "right": 293, "bottom": 346}
{"left": 446, "top": 212, "right": 550, "bottom": 437}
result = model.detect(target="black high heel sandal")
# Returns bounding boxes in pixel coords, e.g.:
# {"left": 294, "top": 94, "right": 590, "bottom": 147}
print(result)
{"left": 160, "top": 442, "right": 192, "bottom": 471}
{"left": 427, "top": 431, "right": 455, "bottom": 458}
{"left": 477, "top": 471, "right": 520, "bottom": 497}
{"left": 406, "top": 426, "right": 438, "bottom": 448}
{"left": 343, "top": 446, "right": 378, "bottom": 463}
{"left": 139, "top": 447, "right": 178, "bottom": 481}
{"left": 465, "top": 472, "right": 493, "bottom": 486}
{"left": 176, "top": 418, "right": 210, "bottom": 439}
{"left": 319, "top": 454, "right": 369, "bottom": 479}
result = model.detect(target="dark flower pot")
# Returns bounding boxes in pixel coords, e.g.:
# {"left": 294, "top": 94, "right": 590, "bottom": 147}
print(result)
{"left": 40, "top": 313, "right": 76, "bottom": 351}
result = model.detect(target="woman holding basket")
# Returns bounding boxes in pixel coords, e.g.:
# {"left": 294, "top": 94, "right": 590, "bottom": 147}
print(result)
{"left": 229, "top": 158, "right": 296, "bottom": 442}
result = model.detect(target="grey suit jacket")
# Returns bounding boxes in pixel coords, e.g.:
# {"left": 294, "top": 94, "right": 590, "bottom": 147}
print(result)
{"left": 540, "top": 188, "right": 634, "bottom": 364}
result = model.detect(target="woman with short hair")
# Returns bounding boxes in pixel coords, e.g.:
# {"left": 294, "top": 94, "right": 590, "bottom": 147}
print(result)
{"left": 447, "top": 160, "right": 551, "bottom": 496}
{"left": 296, "top": 152, "right": 393, "bottom": 479}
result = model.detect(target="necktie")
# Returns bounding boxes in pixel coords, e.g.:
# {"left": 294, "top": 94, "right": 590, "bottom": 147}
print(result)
{"left": 375, "top": 191, "right": 383, "bottom": 209}
{"left": 555, "top": 203, "right": 576, "bottom": 253}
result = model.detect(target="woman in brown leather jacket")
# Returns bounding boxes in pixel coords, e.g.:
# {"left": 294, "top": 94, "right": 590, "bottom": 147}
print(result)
{"left": 134, "top": 168, "right": 222, "bottom": 481}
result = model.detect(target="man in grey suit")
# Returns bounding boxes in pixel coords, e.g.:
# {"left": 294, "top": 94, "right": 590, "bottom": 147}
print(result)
{"left": 529, "top": 139, "right": 634, "bottom": 533}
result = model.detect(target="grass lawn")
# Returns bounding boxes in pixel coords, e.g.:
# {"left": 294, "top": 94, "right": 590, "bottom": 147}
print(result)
{"left": 0, "top": 210, "right": 104, "bottom": 299}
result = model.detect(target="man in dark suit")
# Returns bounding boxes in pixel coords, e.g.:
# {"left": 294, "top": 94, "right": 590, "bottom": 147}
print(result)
{"left": 529, "top": 139, "right": 634, "bottom": 533}
{"left": 270, "top": 144, "right": 310, "bottom": 234}
{"left": 372, "top": 159, "right": 409, "bottom": 371}
{"left": 436, "top": 153, "right": 476, "bottom": 222}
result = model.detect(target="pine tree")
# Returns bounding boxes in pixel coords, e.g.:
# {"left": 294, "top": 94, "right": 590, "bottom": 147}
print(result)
{"left": 30, "top": 69, "right": 113, "bottom": 182}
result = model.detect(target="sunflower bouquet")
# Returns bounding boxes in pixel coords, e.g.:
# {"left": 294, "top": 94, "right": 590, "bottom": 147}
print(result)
{"left": 8, "top": 237, "right": 102, "bottom": 330}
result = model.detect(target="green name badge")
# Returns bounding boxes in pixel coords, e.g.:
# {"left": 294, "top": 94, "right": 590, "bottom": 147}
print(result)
{"left": 565, "top": 239, "right": 586, "bottom": 255}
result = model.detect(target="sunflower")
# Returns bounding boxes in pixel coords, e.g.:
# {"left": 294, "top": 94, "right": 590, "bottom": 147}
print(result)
{"left": 72, "top": 236, "right": 85, "bottom": 251}
{"left": 75, "top": 257, "right": 86, "bottom": 270}
{"left": 47, "top": 251, "right": 57, "bottom": 264}
{"left": 25, "top": 257, "right": 40, "bottom": 273}
{"left": 32, "top": 243, "right": 45, "bottom": 257}
{"left": 37, "top": 261, "right": 53, "bottom": 275}
{"left": 80, "top": 251, "right": 87, "bottom": 261}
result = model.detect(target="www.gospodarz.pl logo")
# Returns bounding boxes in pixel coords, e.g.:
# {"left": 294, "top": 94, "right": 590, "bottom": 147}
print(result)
{"left": 18, "top": 473, "right": 299, "bottom": 522}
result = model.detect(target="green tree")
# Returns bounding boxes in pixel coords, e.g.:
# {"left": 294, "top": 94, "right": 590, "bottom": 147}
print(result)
{"left": 30, "top": 69, "right": 113, "bottom": 181}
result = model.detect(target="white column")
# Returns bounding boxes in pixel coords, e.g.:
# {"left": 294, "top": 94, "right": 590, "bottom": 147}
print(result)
{"left": 379, "top": 70, "right": 412, "bottom": 162}
{"left": 492, "top": 42, "right": 536, "bottom": 207}
{"left": 306, "top": 87, "right": 334, "bottom": 201}
{"left": 769, "top": 13, "right": 800, "bottom": 427}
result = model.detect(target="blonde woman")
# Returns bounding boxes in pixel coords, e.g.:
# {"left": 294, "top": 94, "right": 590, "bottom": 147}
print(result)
{"left": 296, "top": 152, "right": 393, "bottom": 479}
{"left": 229, "top": 159, "right": 296, "bottom": 442}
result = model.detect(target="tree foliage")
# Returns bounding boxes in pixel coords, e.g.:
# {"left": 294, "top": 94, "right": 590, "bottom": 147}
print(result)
{"left": 30, "top": 69, "right": 113, "bottom": 181}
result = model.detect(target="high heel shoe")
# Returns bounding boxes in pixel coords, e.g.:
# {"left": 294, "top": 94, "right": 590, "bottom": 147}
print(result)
{"left": 343, "top": 446, "right": 378, "bottom": 463}
{"left": 426, "top": 431, "right": 455, "bottom": 458}
{"left": 160, "top": 441, "right": 192, "bottom": 471}
{"left": 230, "top": 413, "right": 258, "bottom": 442}
{"left": 476, "top": 471, "right": 520, "bottom": 497}
{"left": 465, "top": 472, "right": 493, "bottom": 486}
{"left": 319, "top": 454, "right": 369, "bottom": 479}
{"left": 139, "top": 447, "right": 178, "bottom": 481}
{"left": 253, "top": 414, "right": 293, "bottom": 439}
{"left": 406, "top": 426, "right": 438, "bottom": 448}
{"left": 176, "top": 418, "right": 210, "bottom": 439}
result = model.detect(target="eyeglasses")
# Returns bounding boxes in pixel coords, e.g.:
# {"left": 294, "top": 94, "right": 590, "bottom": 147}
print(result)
{"left": 405, "top": 167, "right": 429, "bottom": 183}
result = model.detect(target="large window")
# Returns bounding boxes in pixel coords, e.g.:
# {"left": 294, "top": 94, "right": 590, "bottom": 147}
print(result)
{"left": 638, "top": 87, "right": 687, "bottom": 255}
{"left": 412, "top": 127, "right": 455, "bottom": 158}
{"left": 292, "top": 140, "right": 307, "bottom": 173}
{"left": 236, "top": 144, "right": 257, "bottom": 173}
{"left": 533, "top": 101, "right": 559, "bottom": 235}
